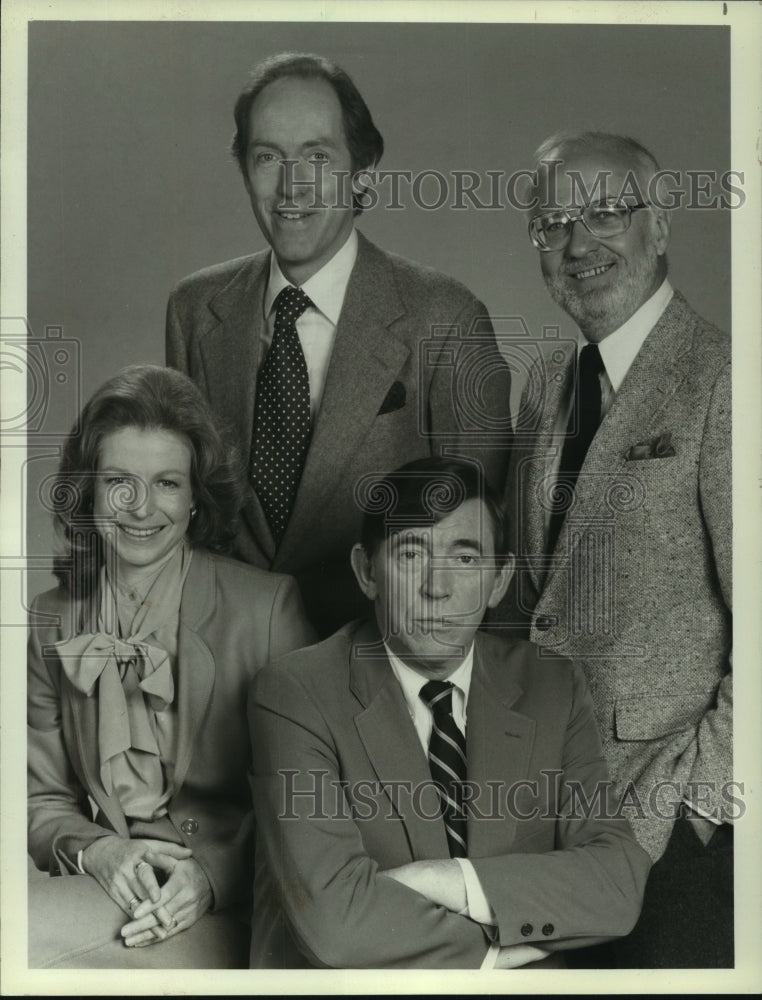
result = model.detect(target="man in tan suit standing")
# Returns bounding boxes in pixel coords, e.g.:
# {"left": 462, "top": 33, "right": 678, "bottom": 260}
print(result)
{"left": 497, "top": 131, "right": 733, "bottom": 967}
{"left": 166, "top": 52, "right": 512, "bottom": 636}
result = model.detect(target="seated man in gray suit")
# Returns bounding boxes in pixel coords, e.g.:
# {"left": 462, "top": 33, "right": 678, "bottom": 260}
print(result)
{"left": 496, "top": 131, "right": 733, "bottom": 967}
{"left": 249, "top": 457, "right": 650, "bottom": 968}
{"left": 166, "top": 53, "right": 512, "bottom": 636}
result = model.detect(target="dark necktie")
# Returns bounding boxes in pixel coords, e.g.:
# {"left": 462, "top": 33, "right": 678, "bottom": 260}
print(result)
{"left": 250, "top": 285, "right": 312, "bottom": 544}
{"left": 547, "top": 343, "right": 604, "bottom": 553}
{"left": 419, "top": 679, "right": 467, "bottom": 858}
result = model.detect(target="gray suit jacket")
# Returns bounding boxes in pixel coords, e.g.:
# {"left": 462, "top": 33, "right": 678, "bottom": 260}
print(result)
{"left": 166, "top": 232, "right": 512, "bottom": 635}
{"left": 249, "top": 622, "right": 650, "bottom": 968}
{"left": 28, "top": 549, "right": 315, "bottom": 909}
{"left": 492, "top": 291, "right": 732, "bottom": 861}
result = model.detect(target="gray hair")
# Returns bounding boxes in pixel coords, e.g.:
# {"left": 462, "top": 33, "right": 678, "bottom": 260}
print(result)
{"left": 529, "top": 130, "right": 661, "bottom": 210}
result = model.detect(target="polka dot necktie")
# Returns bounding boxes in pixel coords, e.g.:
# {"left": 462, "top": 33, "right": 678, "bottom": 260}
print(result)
{"left": 251, "top": 285, "right": 313, "bottom": 544}
{"left": 419, "top": 679, "right": 468, "bottom": 858}
{"left": 547, "top": 342, "right": 604, "bottom": 553}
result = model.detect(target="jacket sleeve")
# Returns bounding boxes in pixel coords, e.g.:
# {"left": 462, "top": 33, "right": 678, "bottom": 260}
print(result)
{"left": 27, "top": 602, "right": 117, "bottom": 874}
{"left": 188, "top": 574, "right": 316, "bottom": 911}
{"left": 470, "top": 662, "right": 652, "bottom": 951}
{"left": 685, "top": 360, "right": 732, "bottom": 817}
{"left": 428, "top": 296, "right": 513, "bottom": 493}
{"left": 249, "top": 665, "right": 493, "bottom": 968}
{"left": 266, "top": 575, "right": 318, "bottom": 661}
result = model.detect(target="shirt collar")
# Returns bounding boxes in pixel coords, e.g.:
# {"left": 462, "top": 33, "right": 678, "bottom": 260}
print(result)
{"left": 581, "top": 278, "right": 673, "bottom": 392}
{"left": 264, "top": 228, "right": 358, "bottom": 325}
{"left": 385, "top": 642, "right": 475, "bottom": 715}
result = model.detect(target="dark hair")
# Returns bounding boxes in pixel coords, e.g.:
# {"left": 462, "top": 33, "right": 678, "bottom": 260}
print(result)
{"left": 51, "top": 365, "right": 244, "bottom": 596}
{"left": 231, "top": 51, "right": 384, "bottom": 215}
{"left": 358, "top": 457, "right": 507, "bottom": 558}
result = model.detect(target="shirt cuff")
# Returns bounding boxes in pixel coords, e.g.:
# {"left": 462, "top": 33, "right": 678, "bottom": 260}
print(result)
{"left": 481, "top": 939, "right": 501, "bottom": 970}
{"left": 455, "top": 857, "right": 497, "bottom": 926}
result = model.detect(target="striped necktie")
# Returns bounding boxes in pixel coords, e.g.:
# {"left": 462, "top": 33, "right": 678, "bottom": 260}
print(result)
{"left": 250, "top": 285, "right": 313, "bottom": 544}
{"left": 419, "top": 679, "right": 467, "bottom": 857}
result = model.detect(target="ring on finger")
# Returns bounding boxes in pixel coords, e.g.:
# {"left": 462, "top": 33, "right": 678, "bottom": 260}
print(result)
{"left": 128, "top": 896, "right": 141, "bottom": 912}
{"left": 167, "top": 917, "right": 177, "bottom": 929}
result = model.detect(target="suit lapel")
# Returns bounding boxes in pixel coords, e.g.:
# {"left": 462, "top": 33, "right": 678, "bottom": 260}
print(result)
{"left": 201, "top": 254, "right": 269, "bottom": 453}
{"left": 173, "top": 550, "right": 217, "bottom": 791}
{"left": 200, "top": 253, "right": 276, "bottom": 561}
{"left": 541, "top": 294, "right": 694, "bottom": 595}
{"left": 350, "top": 623, "right": 450, "bottom": 861}
{"left": 174, "top": 549, "right": 216, "bottom": 793}
{"left": 276, "top": 233, "right": 410, "bottom": 567}
{"left": 466, "top": 635, "right": 535, "bottom": 858}
{"left": 579, "top": 301, "right": 692, "bottom": 488}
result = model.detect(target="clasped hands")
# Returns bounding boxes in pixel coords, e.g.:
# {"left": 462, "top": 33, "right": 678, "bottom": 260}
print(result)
{"left": 81, "top": 836, "right": 212, "bottom": 948}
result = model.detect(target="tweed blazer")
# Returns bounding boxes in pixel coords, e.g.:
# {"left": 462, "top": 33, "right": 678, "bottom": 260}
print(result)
{"left": 27, "top": 549, "right": 315, "bottom": 909}
{"left": 248, "top": 622, "right": 651, "bottom": 968}
{"left": 166, "top": 232, "right": 513, "bottom": 635}
{"left": 493, "top": 291, "right": 732, "bottom": 861}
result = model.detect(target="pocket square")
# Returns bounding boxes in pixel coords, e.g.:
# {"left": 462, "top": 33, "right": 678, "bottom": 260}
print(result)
{"left": 378, "top": 380, "right": 406, "bottom": 415}
{"left": 625, "top": 431, "right": 675, "bottom": 461}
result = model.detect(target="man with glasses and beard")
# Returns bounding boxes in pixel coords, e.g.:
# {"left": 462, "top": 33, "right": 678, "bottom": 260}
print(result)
{"left": 495, "top": 131, "right": 733, "bottom": 968}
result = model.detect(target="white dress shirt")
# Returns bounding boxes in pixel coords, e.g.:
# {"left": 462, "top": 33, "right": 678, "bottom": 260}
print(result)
{"left": 263, "top": 228, "right": 358, "bottom": 419}
{"left": 386, "top": 644, "right": 505, "bottom": 967}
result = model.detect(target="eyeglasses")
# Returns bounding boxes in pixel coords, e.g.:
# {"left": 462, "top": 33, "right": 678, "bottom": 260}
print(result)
{"left": 528, "top": 203, "right": 649, "bottom": 252}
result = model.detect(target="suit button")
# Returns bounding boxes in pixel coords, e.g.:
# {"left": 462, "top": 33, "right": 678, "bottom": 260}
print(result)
{"left": 520, "top": 923, "right": 533, "bottom": 937}
{"left": 180, "top": 818, "right": 199, "bottom": 835}
{"left": 542, "top": 923, "right": 554, "bottom": 936}
{"left": 535, "top": 615, "right": 552, "bottom": 632}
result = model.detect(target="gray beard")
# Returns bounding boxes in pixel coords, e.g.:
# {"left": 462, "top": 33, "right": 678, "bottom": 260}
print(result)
{"left": 544, "top": 248, "right": 661, "bottom": 338}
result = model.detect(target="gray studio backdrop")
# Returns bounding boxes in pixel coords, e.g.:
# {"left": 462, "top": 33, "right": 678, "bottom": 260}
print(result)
{"left": 26, "top": 20, "right": 730, "bottom": 600}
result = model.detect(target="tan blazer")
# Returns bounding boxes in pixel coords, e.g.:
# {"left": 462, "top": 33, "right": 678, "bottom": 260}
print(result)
{"left": 494, "top": 291, "right": 732, "bottom": 861}
{"left": 166, "top": 232, "right": 513, "bottom": 635}
{"left": 248, "top": 622, "right": 651, "bottom": 968}
{"left": 27, "top": 549, "right": 315, "bottom": 910}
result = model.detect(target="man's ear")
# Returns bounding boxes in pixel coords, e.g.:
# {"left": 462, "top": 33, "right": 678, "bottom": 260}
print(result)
{"left": 350, "top": 543, "right": 378, "bottom": 601}
{"left": 653, "top": 206, "right": 671, "bottom": 256}
{"left": 487, "top": 553, "right": 515, "bottom": 609}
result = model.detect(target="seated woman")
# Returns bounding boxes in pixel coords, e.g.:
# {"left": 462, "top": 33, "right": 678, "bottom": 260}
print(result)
{"left": 27, "top": 364, "right": 316, "bottom": 968}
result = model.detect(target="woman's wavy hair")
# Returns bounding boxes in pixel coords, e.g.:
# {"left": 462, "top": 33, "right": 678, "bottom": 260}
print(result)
{"left": 52, "top": 365, "right": 244, "bottom": 596}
